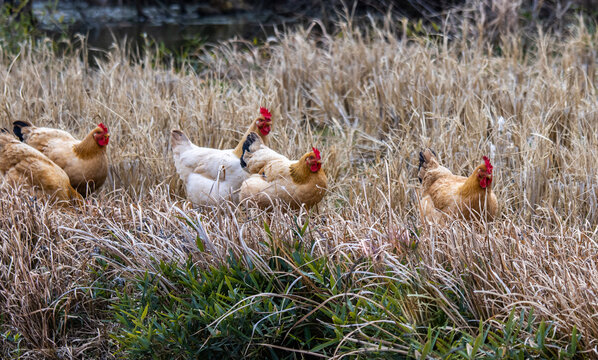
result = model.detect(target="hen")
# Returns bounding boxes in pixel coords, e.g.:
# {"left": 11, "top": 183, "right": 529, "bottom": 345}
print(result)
{"left": 0, "top": 131, "right": 83, "bottom": 204}
{"left": 239, "top": 132, "right": 327, "bottom": 210}
{"left": 418, "top": 149, "right": 497, "bottom": 221}
{"left": 13, "top": 121, "right": 110, "bottom": 196}
{"left": 171, "top": 107, "right": 273, "bottom": 206}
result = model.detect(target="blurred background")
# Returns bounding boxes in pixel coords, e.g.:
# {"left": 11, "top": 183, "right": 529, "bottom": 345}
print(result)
{"left": 2, "top": 0, "right": 597, "bottom": 55}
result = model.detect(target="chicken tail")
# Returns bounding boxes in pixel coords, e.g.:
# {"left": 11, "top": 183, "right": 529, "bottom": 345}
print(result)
{"left": 170, "top": 129, "right": 191, "bottom": 151}
{"left": 240, "top": 132, "right": 262, "bottom": 169}
{"left": 418, "top": 148, "right": 438, "bottom": 183}
{"left": 13, "top": 121, "right": 32, "bottom": 142}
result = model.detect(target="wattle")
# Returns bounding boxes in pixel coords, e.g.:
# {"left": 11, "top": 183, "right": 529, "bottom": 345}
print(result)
{"left": 310, "top": 164, "right": 321, "bottom": 172}
{"left": 479, "top": 178, "right": 490, "bottom": 188}
{"left": 259, "top": 126, "right": 271, "bottom": 136}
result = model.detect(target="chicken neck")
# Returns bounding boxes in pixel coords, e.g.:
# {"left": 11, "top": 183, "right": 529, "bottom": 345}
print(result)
{"left": 458, "top": 165, "right": 490, "bottom": 199}
{"left": 232, "top": 122, "right": 268, "bottom": 158}
{"left": 73, "top": 129, "right": 106, "bottom": 159}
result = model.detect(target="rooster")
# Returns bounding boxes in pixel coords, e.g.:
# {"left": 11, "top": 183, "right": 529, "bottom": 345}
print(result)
{"left": 239, "top": 132, "right": 327, "bottom": 210}
{"left": 12, "top": 121, "right": 110, "bottom": 196}
{"left": 0, "top": 130, "right": 83, "bottom": 204}
{"left": 418, "top": 149, "right": 498, "bottom": 221}
{"left": 171, "top": 107, "right": 273, "bottom": 206}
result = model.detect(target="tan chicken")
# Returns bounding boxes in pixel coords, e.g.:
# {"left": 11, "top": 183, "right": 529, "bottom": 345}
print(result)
{"left": 239, "top": 132, "right": 327, "bottom": 210}
{"left": 12, "top": 121, "right": 110, "bottom": 196}
{"left": 418, "top": 149, "right": 498, "bottom": 222}
{"left": 0, "top": 130, "right": 83, "bottom": 204}
{"left": 171, "top": 107, "right": 273, "bottom": 206}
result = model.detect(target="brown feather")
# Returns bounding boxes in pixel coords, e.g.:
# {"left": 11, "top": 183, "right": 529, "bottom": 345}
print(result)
{"left": 289, "top": 152, "right": 318, "bottom": 184}
{"left": 420, "top": 151, "right": 498, "bottom": 222}
{"left": 240, "top": 150, "right": 327, "bottom": 210}
{"left": 0, "top": 133, "right": 83, "bottom": 205}
{"left": 19, "top": 124, "right": 109, "bottom": 196}
{"left": 73, "top": 126, "right": 107, "bottom": 159}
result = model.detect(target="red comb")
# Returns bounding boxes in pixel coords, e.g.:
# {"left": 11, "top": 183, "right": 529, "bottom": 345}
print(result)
{"left": 312, "top": 147, "right": 321, "bottom": 160}
{"left": 98, "top": 123, "right": 108, "bottom": 132}
{"left": 483, "top": 156, "right": 493, "bottom": 173}
{"left": 260, "top": 107, "right": 272, "bottom": 120}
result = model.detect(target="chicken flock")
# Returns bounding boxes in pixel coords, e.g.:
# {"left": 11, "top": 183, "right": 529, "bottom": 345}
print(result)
{"left": 0, "top": 107, "right": 498, "bottom": 222}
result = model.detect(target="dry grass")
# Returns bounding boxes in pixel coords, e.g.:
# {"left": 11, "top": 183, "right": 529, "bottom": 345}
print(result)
{"left": 0, "top": 7, "right": 597, "bottom": 358}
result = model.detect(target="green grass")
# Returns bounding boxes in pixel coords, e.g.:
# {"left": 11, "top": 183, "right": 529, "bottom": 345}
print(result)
{"left": 107, "top": 221, "right": 581, "bottom": 359}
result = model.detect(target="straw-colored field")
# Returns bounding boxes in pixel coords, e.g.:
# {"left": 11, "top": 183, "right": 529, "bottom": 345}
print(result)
{"left": 0, "top": 9, "right": 597, "bottom": 359}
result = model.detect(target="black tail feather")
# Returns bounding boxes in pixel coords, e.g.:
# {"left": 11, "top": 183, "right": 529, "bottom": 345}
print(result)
{"left": 418, "top": 151, "right": 425, "bottom": 183}
{"left": 12, "top": 121, "right": 31, "bottom": 142}
{"left": 0, "top": 128, "right": 9, "bottom": 134}
{"left": 240, "top": 132, "right": 259, "bottom": 169}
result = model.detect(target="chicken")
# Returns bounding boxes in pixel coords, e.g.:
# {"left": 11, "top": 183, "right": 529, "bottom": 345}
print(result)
{"left": 12, "top": 121, "right": 110, "bottom": 196}
{"left": 0, "top": 130, "right": 83, "bottom": 204}
{"left": 418, "top": 149, "right": 498, "bottom": 222}
{"left": 171, "top": 107, "right": 273, "bottom": 206}
{"left": 239, "top": 132, "right": 327, "bottom": 210}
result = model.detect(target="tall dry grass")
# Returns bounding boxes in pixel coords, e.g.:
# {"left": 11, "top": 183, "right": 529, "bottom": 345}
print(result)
{"left": 0, "top": 8, "right": 597, "bottom": 358}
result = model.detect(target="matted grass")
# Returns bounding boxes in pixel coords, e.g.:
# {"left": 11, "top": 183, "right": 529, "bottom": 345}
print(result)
{"left": 0, "top": 7, "right": 597, "bottom": 358}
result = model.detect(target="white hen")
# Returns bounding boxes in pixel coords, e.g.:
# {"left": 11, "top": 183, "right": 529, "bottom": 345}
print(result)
{"left": 171, "top": 108, "right": 272, "bottom": 206}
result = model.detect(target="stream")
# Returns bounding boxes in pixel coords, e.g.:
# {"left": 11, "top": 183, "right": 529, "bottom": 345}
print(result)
{"left": 33, "top": 1, "right": 299, "bottom": 53}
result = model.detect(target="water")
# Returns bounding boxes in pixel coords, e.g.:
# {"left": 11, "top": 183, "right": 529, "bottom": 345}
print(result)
{"left": 33, "top": 1, "right": 293, "bottom": 54}
{"left": 76, "top": 22, "right": 277, "bottom": 54}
